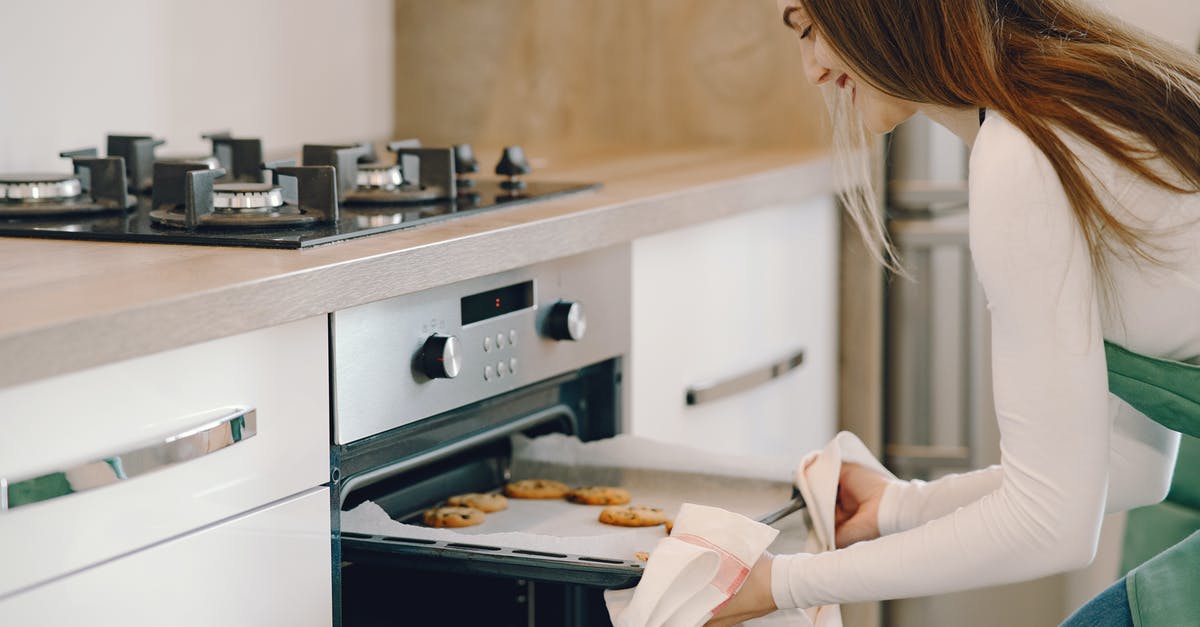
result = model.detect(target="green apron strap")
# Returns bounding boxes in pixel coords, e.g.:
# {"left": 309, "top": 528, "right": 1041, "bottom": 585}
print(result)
{"left": 1104, "top": 341, "right": 1200, "bottom": 438}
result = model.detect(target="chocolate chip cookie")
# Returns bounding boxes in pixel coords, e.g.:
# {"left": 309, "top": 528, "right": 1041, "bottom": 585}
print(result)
{"left": 446, "top": 492, "right": 509, "bottom": 513}
{"left": 565, "top": 486, "right": 631, "bottom": 505}
{"left": 598, "top": 505, "right": 669, "bottom": 527}
{"left": 423, "top": 506, "right": 486, "bottom": 528}
{"left": 503, "top": 479, "right": 570, "bottom": 499}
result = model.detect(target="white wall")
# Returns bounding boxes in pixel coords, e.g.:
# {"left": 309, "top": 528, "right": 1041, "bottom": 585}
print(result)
{"left": 1093, "top": 0, "right": 1200, "bottom": 51}
{"left": 0, "top": 0, "right": 393, "bottom": 171}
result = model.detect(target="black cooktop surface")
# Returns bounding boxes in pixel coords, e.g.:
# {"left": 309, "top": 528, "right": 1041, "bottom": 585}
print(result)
{"left": 0, "top": 179, "right": 598, "bottom": 249}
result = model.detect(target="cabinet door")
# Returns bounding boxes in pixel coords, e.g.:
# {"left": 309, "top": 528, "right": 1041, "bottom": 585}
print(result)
{"left": 630, "top": 199, "right": 838, "bottom": 460}
{"left": 0, "top": 487, "right": 332, "bottom": 627}
{"left": 0, "top": 315, "right": 329, "bottom": 596}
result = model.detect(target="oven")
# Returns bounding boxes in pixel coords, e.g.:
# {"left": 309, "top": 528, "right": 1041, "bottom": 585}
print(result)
{"left": 328, "top": 243, "right": 632, "bottom": 626}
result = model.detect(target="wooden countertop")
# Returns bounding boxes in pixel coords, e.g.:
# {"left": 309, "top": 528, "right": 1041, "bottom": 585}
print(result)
{"left": 0, "top": 147, "right": 832, "bottom": 389}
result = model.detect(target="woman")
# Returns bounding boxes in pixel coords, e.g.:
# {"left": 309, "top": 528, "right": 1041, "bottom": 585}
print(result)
{"left": 708, "top": 1, "right": 1200, "bottom": 625}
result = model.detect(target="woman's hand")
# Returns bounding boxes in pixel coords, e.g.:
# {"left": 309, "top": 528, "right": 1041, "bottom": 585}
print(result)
{"left": 704, "top": 552, "right": 776, "bottom": 627}
{"left": 835, "top": 462, "right": 891, "bottom": 548}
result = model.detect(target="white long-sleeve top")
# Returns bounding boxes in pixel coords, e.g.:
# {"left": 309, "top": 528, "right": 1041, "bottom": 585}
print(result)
{"left": 772, "top": 112, "right": 1200, "bottom": 609}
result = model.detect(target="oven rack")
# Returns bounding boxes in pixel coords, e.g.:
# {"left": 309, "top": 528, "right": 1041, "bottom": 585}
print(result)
{"left": 340, "top": 531, "right": 644, "bottom": 589}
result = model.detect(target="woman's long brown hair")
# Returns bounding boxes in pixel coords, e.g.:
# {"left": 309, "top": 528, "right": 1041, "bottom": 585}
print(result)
{"left": 795, "top": 0, "right": 1200, "bottom": 285}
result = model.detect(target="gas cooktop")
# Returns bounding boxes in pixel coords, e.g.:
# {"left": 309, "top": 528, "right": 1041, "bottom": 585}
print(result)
{"left": 0, "top": 134, "right": 598, "bottom": 249}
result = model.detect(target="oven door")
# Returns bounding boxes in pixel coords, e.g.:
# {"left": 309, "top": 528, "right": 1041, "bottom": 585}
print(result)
{"left": 333, "top": 359, "right": 632, "bottom": 627}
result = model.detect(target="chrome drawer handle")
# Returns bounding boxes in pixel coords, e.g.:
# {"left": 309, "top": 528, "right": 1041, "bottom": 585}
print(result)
{"left": 685, "top": 350, "right": 805, "bottom": 407}
{"left": 1, "top": 407, "right": 257, "bottom": 512}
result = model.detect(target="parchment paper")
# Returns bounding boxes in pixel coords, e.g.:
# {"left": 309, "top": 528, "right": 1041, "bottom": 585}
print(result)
{"left": 341, "top": 433, "right": 811, "bottom": 561}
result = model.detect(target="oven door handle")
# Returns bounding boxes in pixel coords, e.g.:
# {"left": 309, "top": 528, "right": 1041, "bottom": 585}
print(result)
{"left": 1, "top": 406, "right": 257, "bottom": 512}
{"left": 685, "top": 350, "right": 805, "bottom": 407}
{"left": 339, "top": 405, "right": 577, "bottom": 506}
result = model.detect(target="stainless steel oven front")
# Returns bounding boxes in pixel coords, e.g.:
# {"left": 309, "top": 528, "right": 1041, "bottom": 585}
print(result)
{"left": 328, "top": 244, "right": 632, "bottom": 626}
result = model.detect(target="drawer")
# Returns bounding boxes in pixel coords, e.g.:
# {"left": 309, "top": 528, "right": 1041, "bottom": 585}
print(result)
{"left": 0, "top": 315, "right": 329, "bottom": 597}
{"left": 0, "top": 487, "right": 332, "bottom": 627}
{"left": 629, "top": 200, "right": 839, "bottom": 459}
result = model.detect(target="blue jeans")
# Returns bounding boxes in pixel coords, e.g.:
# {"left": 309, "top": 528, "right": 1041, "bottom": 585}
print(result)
{"left": 1060, "top": 577, "right": 1134, "bottom": 626}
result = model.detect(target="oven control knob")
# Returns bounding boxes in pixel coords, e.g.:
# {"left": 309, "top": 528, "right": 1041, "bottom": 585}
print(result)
{"left": 545, "top": 301, "right": 586, "bottom": 341}
{"left": 419, "top": 334, "right": 462, "bottom": 379}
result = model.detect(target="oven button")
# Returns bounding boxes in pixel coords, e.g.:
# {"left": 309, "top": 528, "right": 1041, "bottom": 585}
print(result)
{"left": 419, "top": 334, "right": 461, "bottom": 379}
{"left": 509, "top": 330, "right": 518, "bottom": 346}
{"left": 545, "top": 301, "right": 586, "bottom": 341}
{"left": 497, "top": 360, "right": 508, "bottom": 377}
{"left": 509, "top": 357, "right": 518, "bottom": 374}
{"left": 483, "top": 336, "right": 493, "bottom": 352}
{"left": 484, "top": 365, "right": 494, "bottom": 381}
{"left": 496, "top": 332, "right": 506, "bottom": 348}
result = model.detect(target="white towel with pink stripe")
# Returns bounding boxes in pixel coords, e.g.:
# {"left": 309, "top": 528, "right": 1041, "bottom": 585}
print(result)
{"left": 604, "top": 503, "right": 779, "bottom": 627}
{"left": 604, "top": 432, "right": 889, "bottom": 626}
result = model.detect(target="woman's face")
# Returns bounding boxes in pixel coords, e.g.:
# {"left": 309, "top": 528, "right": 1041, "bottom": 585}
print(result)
{"left": 781, "top": 2, "right": 918, "bottom": 133}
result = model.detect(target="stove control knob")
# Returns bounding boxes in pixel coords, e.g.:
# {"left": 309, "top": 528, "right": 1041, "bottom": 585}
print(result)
{"left": 495, "top": 146, "right": 531, "bottom": 191}
{"left": 453, "top": 144, "right": 479, "bottom": 175}
{"left": 419, "top": 334, "right": 462, "bottom": 379}
{"left": 545, "top": 301, "right": 586, "bottom": 342}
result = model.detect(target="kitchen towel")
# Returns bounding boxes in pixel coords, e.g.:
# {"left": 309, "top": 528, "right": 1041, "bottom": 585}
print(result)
{"left": 606, "top": 431, "right": 893, "bottom": 627}
{"left": 785, "top": 430, "right": 898, "bottom": 626}
{"left": 605, "top": 503, "right": 779, "bottom": 627}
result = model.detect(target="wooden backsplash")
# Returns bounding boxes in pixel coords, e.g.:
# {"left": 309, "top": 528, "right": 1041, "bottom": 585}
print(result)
{"left": 393, "top": 0, "right": 830, "bottom": 152}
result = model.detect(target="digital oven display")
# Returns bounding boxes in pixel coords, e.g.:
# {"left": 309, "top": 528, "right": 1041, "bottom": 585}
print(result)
{"left": 461, "top": 280, "right": 534, "bottom": 325}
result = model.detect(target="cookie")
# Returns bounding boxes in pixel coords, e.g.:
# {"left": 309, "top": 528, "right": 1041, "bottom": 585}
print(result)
{"left": 598, "top": 505, "right": 669, "bottom": 527}
{"left": 665, "top": 520, "right": 674, "bottom": 535}
{"left": 423, "top": 506, "right": 486, "bottom": 528}
{"left": 504, "top": 479, "right": 570, "bottom": 499}
{"left": 565, "top": 486, "right": 631, "bottom": 505}
{"left": 446, "top": 492, "right": 509, "bottom": 513}
{"left": 635, "top": 551, "right": 650, "bottom": 562}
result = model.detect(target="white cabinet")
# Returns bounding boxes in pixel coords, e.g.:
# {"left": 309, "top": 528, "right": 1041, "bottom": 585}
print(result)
{"left": 0, "top": 487, "right": 332, "bottom": 627}
{"left": 0, "top": 315, "right": 330, "bottom": 614}
{"left": 629, "top": 198, "right": 839, "bottom": 460}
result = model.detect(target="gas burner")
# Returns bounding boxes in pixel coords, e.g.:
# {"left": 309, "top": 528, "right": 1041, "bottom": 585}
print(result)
{"left": 304, "top": 141, "right": 455, "bottom": 206}
{"left": 1, "top": 173, "right": 83, "bottom": 202}
{"left": 0, "top": 157, "right": 132, "bottom": 217}
{"left": 212, "top": 183, "right": 286, "bottom": 212}
{"left": 345, "top": 160, "right": 444, "bottom": 203}
{"left": 148, "top": 161, "right": 338, "bottom": 229}
{"left": 355, "top": 163, "right": 403, "bottom": 190}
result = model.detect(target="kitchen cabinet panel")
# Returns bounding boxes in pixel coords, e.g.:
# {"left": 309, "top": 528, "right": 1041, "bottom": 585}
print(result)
{"left": 0, "top": 487, "right": 332, "bottom": 627}
{"left": 0, "top": 315, "right": 328, "bottom": 597}
{"left": 629, "top": 198, "right": 839, "bottom": 460}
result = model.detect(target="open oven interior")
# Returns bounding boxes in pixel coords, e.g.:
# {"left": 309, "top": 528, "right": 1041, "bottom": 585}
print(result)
{"left": 333, "top": 359, "right": 626, "bottom": 627}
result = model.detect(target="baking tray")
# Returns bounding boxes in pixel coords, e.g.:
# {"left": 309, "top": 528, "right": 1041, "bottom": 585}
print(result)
{"left": 340, "top": 434, "right": 808, "bottom": 588}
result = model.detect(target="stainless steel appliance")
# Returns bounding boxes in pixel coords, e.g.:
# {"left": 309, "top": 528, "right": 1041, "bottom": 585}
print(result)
{"left": 328, "top": 244, "right": 633, "bottom": 626}
{"left": 0, "top": 134, "right": 597, "bottom": 248}
{"left": 884, "top": 211, "right": 993, "bottom": 479}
